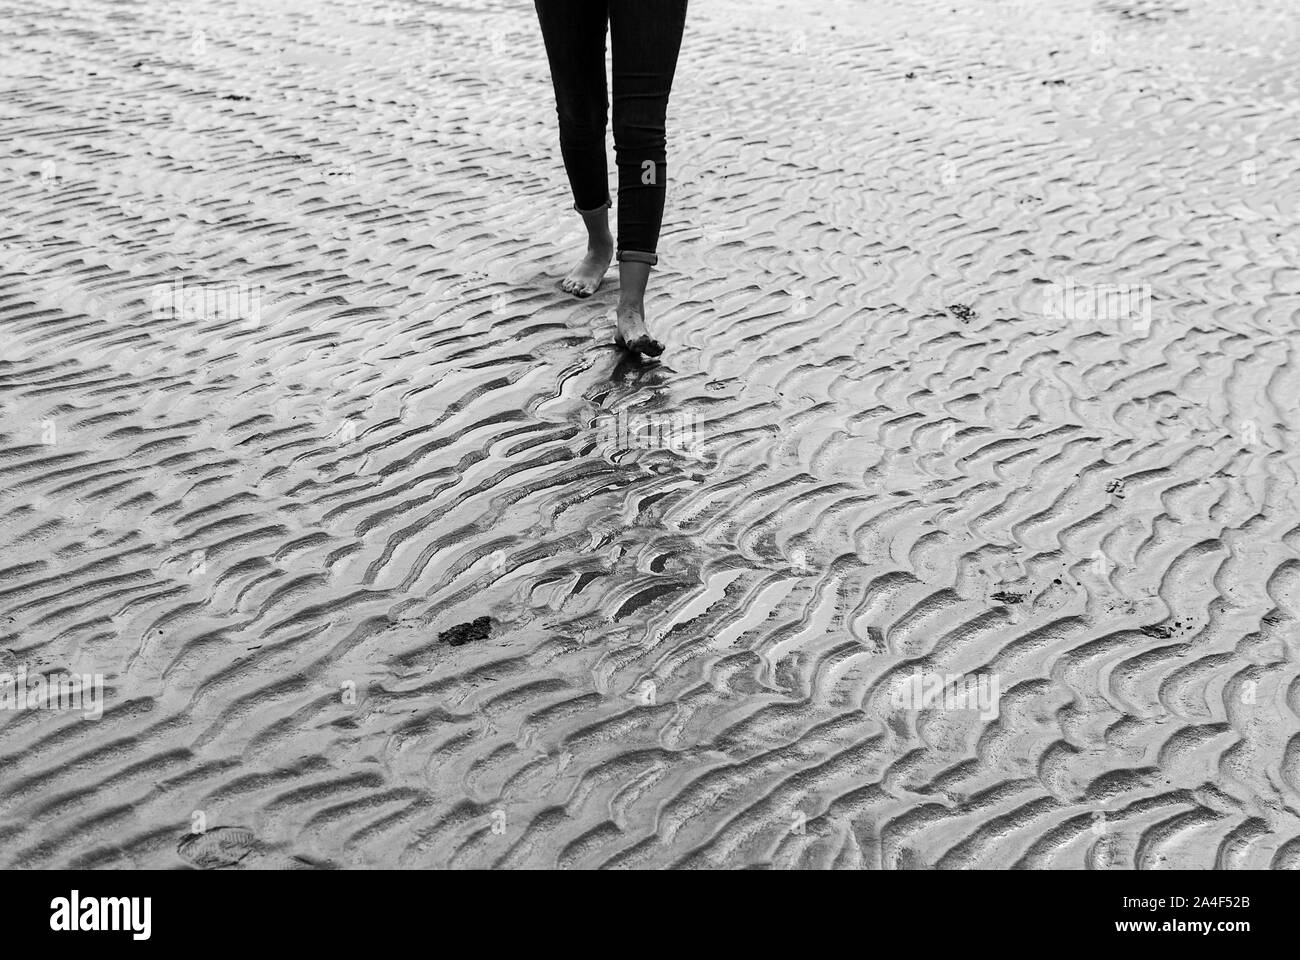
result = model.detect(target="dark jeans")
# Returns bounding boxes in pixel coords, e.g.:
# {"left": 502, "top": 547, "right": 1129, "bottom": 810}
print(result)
{"left": 534, "top": 0, "right": 688, "bottom": 266}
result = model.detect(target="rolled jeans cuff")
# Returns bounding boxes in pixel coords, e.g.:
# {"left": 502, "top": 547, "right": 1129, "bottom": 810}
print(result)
{"left": 617, "top": 249, "right": 658, "bottom": 266}
{"left": 574, "top": 197, "right": 612, "bottom": 214}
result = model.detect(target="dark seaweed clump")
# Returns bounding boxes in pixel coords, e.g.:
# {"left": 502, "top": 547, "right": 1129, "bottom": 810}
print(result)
{"left": 440, "top": 616, "right": 492, "bottom": 646}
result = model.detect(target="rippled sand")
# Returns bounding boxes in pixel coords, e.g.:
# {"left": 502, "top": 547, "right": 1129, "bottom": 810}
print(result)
{"left": 1, "top": 0, "right": 1299, "bottom": 869}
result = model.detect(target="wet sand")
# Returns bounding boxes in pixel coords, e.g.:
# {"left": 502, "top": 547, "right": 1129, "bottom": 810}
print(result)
{"left": 1, "top": 0, "right": 1299, "bottom": 868}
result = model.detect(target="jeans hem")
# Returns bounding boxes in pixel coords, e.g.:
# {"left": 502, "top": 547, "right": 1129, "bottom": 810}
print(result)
{"left": 617, "top": 249, "right": 658, "bottom": 266}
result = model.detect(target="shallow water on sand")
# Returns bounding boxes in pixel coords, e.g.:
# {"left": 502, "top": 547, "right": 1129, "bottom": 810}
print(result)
{"left": 1, "top": 0, "right": 1299, "bottom": 868}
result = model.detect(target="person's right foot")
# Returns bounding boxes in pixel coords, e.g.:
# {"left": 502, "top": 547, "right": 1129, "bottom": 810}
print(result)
{"left": 560, "top": 241, "right": 613, "bottom": 298}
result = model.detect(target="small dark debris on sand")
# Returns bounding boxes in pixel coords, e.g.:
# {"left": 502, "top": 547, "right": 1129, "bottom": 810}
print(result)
{"left": 947, "top": 303, "right": 977, "bottom": 322}
{"left": 1140, "top": 623, "right": 1174, "bottom": 639}
{"left": 439, "top": 616, "right": 492, "bottom": 646}
{"left": 991, "top": 590, "right": 1026, "bottom": 604}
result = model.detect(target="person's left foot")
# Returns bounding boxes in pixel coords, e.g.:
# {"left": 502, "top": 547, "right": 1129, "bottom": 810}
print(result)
{"left": 613, "top": 303, "right": 664, "bottom": 357}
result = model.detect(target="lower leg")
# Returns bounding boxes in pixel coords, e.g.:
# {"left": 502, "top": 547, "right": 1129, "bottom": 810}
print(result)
{"left": 614, "top": 260, "right": 663, "bottom": 357}
{"left": 617, "top": 259, "right": 650, "bottom": 309}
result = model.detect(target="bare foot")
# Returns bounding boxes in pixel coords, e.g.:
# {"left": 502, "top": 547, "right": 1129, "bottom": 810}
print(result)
{"left": 560, "top": 241, "right": 613, "bottom": 298}
{"left": 613, "top": 303, "right": 664, "bottom": 357}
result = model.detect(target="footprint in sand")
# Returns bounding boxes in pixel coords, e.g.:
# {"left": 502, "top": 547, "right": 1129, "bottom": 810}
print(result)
{"left": 177, "top": 826, "right": 259, "bottom": 869}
